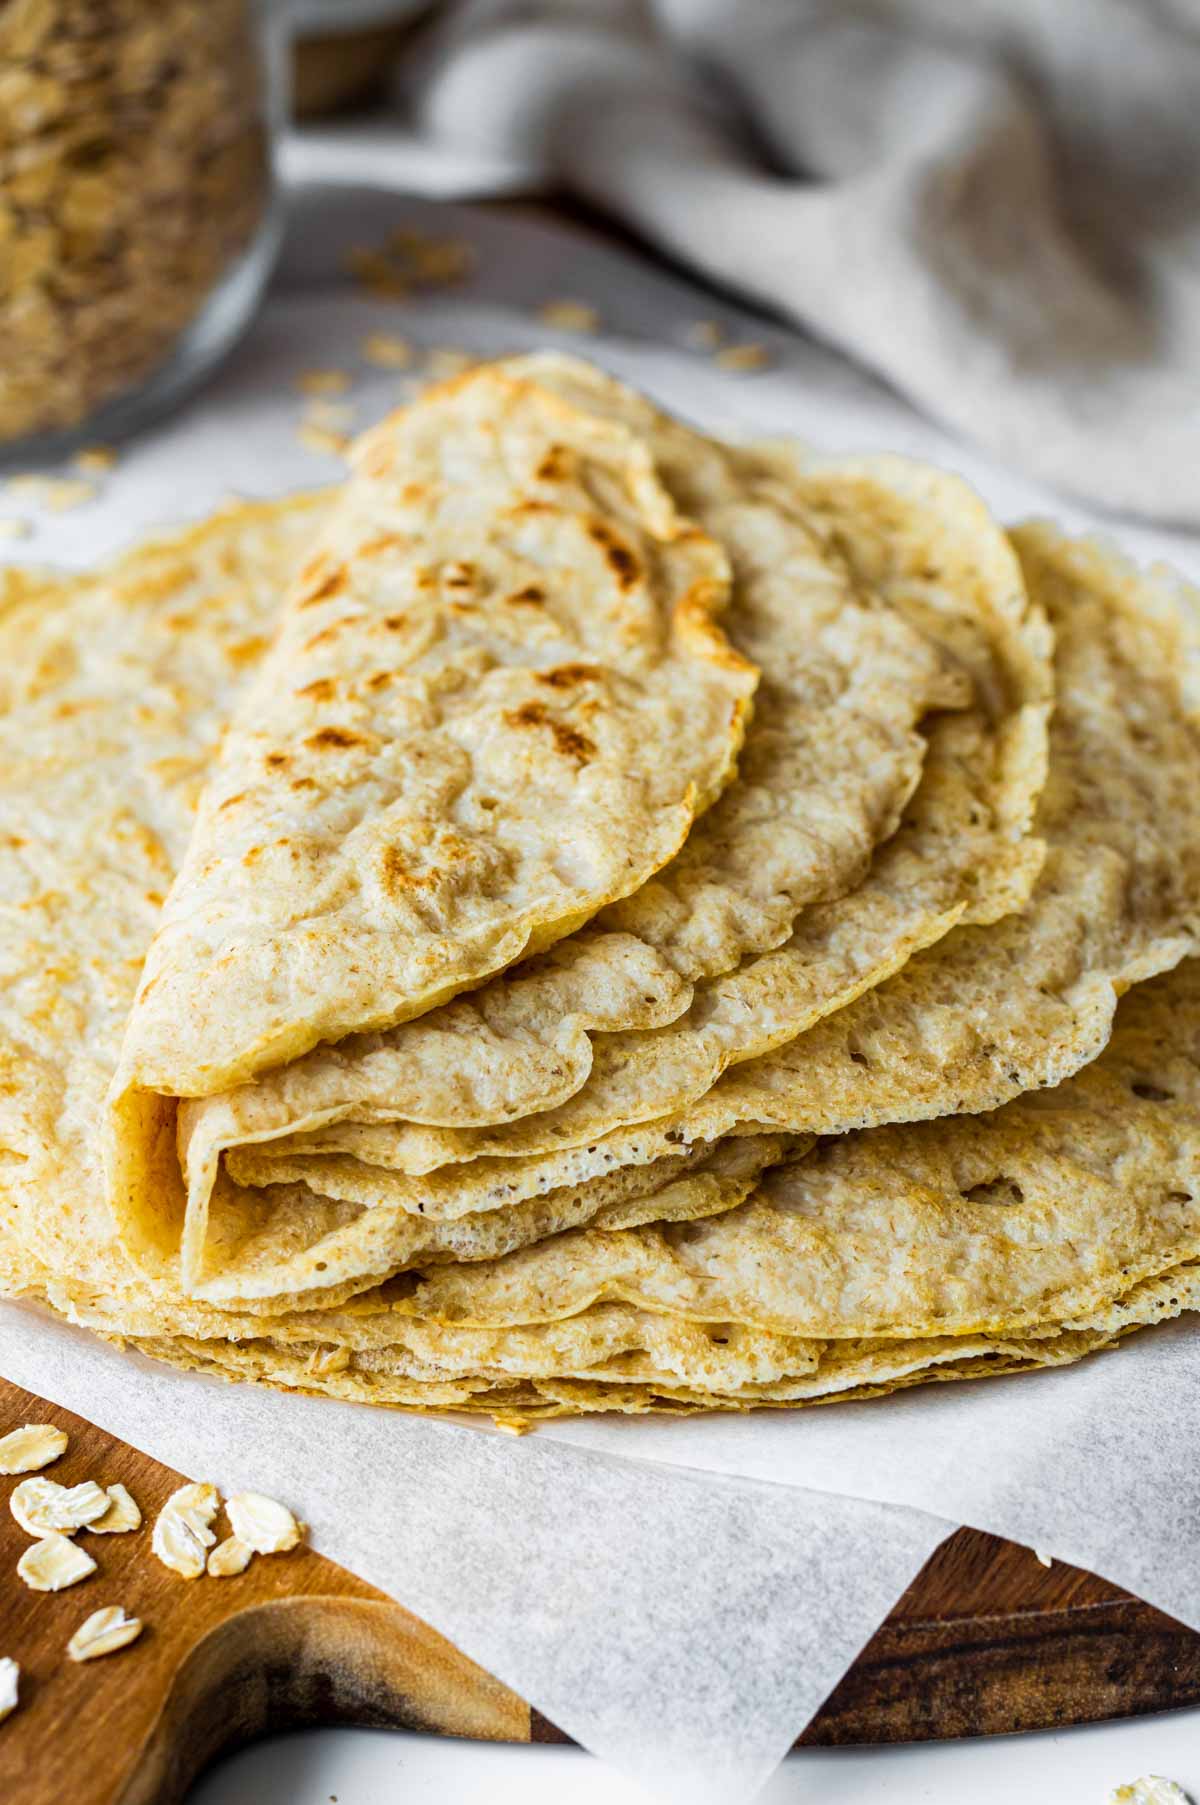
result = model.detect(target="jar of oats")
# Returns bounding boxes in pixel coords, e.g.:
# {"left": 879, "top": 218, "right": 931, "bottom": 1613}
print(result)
{"left": 0, "top": 0, "right": 280, "bottom": 454}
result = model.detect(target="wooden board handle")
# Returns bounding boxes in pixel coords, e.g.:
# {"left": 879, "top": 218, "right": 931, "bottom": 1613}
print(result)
{"left": 3, "top": 1378, "right": 1200, "bottom": 1802}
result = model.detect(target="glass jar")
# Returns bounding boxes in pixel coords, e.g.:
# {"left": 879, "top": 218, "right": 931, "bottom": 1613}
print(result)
{"left": 0, "top": 0, "right": 282, "bottom": 458}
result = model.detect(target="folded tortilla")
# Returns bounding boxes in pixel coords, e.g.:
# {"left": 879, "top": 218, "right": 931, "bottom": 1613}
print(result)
{"left": 169, "top": 394, "right": 1053, "bottom": 1304}
{"left": 106, "top": 360, "right": 760, "bottom": 1261}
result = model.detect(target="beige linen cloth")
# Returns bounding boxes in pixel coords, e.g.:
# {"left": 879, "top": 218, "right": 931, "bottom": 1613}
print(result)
{"left": 290, "top": 0, "right": 1200, "bottom": 523}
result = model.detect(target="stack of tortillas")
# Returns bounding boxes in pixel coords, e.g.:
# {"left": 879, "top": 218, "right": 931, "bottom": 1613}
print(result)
{"left": 3, "top": 352, "right": 1200, "bottom": 1424}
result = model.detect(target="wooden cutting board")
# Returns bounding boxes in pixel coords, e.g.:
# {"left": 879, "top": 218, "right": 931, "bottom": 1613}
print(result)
{"left": 1, "top": 1377, "right": 1198, "bottom": 1802}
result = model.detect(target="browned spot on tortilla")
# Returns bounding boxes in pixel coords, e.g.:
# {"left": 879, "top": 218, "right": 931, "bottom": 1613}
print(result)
{"left": 144, "top": 890, "right": 164, "bottom": 908}
{"left": 536, "top": 445, "right": 571, "bottom": 482}
{"left": 509, "top": 500, "right": 552, "bottom": 517}
{"left": 400, "top": 482, "right": 427, "bottom": 505}
{"left": 291, "top": 776, "right": 319, "bottom": 792}
{"left": 307, "top": 726, "right": 371, "bottom": 752}
{"left": 509, "top": 585, "right": 545, "bottom": 606}
{"left": 443, "top": 562, "right": 475, "bottom": 589}
{"left": 243, "top": 846, "right": 262, "bottom": 866}
{"left": 217, "top": 792, "right": 246, "bottom": 811}
{"left": 382, "top": 614, "right": 408, "bottom": 631}
{"left": 303, "top": 618, "right": 355, "bottom": 652}
{"left": 586, "top": 520, "right": 639, "bottom": 590}
{"left": 366, "top": 671, "right": 392, "bottom": 691}
{"left": 297, "top": 677, "right": 338, "bottom": 703}
{"left": 536, "top": 663, "right": 601, "bottom": 690}
{"left": 265, "top": 751, "right": 290, "bottom": 771}
{"left": 358, "top": 533, "right": 407, "bottom": 558}
{"left": 226, "top": 635, "right": 268, "bottom": 668}
{"left": 379, "top": 845, "right": 437, "bottom": 893}
{"left": 505, "top": 700, "right": 595, "bottom": 764}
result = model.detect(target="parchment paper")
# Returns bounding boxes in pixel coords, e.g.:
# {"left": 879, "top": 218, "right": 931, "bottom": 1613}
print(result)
{"left": 4, "top": 190, "right": 1200, "bottom": 1802}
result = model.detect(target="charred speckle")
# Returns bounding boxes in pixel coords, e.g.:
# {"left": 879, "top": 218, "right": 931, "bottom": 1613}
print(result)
{"left": 504, "top": 700, "right": 595, "bottom": 763}
{"left": 587, "top": 520, "right": 639, "bottom": 590}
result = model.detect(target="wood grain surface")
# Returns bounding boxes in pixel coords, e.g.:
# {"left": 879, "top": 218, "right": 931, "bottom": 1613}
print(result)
{"left": 1, "top": 1377, "right": 1197, "bottom": 1802}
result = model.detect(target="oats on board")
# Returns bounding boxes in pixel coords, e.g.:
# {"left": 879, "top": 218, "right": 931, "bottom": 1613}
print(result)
{"left": 89, "top": 1483, "right": 141, "bottom": 1536}
{"left": 0, "top": 518, "right": 30, "bottom": 541}
{"left": 207, "top": 1535, "right": 253, "bottom": 1577}
{"left": 17, "top": 1532, "right": 96, "bottom": 1593}
{"left": 10, "top": 1477, "right": 110, "bottom": 1537}
{"left": 361, "top": 333, "right": 413, "bottom": 369}
{"left": 152, "top": 1482, "right": 219, "bottom": 1580}
{"left": 538, "top": 300, "right": 600, "bottom": 334}
{"left": 67, "top": 1606, "right": 144, "bottom": 1663}
{"left": 302, "top": 400, "right": 355, "bottom": 432}
{"left": 0, "top": 1423, "right": 67, "bottom": 1474}
{"left": 0, "top": 0, "right": 271, "bottom": 445}
{"left": 226, "top": 1492, "right": 302, "bottom": 1556}
{"left": 0, "top": 1658, "right": 18, "bottom": 1724}
{"left": 715, "top": 343, "right": 772, "bottom": 372}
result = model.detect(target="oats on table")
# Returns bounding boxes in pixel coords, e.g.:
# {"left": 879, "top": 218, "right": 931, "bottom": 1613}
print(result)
{"left": 361, "top": 333, "right": 413, "bottom": 369}
{"left": 17, "top": 1531, "right": 96, "bottom": 1593}
{"left": 714, "top": 343, "right": 772, "bottom": 372}
{"left": 10, "top": 1477, "right": 110, "bottom": 1537}
{"left": 0, "top": 1658, "right": 18, "bottom": 1724}
{"left": 89, "top": 1483, "right": 141, "bottom": 1535}
{"left": 207, "top": 1535, "right": 253, "bottom": 1577}
{"left": 67, "top": 1606, "right": 144, "bottom": 1663}
{"left": 538, "top": 300, "right": 600, "bottom": 333}
{"left": 152, "top": 1481, "right": 219, "bottom": 1580}
{"left": 0, "top": 1423, "right": 67, "bottom": 1474}
{"left": 226, "top": 1492, "right": 302, "bottom": 1556}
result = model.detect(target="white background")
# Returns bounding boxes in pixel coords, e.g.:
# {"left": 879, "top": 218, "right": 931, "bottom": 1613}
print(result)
{"left": 193, "top": 1713, "right": 1200, "bottom": 1803}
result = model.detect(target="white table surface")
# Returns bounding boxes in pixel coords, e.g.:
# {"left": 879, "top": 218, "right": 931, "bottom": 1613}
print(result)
{"left": 191, "top": 1711, "right": 1200, "bottom": 1803}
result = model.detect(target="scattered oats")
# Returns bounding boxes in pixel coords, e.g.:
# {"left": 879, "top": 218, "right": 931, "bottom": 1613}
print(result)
{"left": 11, "top": 1477, "right": 110, "bottom": 1537}
{"left": 226, "top": 1491, "right": 302, "bottom": 1556}
{"left": 294, "top": 369, "right": 350, "bottom": 398}
{"left": 401, "top": 233, "right": 474, "bottom": 285}
{"left": 302, "top": 399, "right": 355, "bottom": 432}
{"left": 1108, "top": 1781, "right": 1193, "bottom": 1805}
{"left": 492, "top": 1415, "right": 533, "bottom": 1437}
{"left": 67, "top": 1606, "right": 143, "bottom": 1663}
{"left": 0, "top": 1423, "right": 67, "bottom": 1474}
{"left": 714, "top": 342, "right": 772, "bottom": 372}
{"left": 1033, "top": 1547, "right": 1053, "bottom": 1568}
{"left": 424, "top": 348, "right": 474, "bottom": 382}
{"left": 297, "top": 423, "right": 351, "bottom": 458}
{"left": 152, "top": 1482, "right": 219, "bottom": 1581}
{"left": 0, "top": 1658, "right": 17, "bottom": 1725}
{"left": 17, "top": 1532, "right": 96, "bottom": 1593}
{"left": 207, "top": 1534, "right": 253, "bottom": 1578}
{"left": 73, "top": 445, "right": 117, "bottom": 475}
{"left": 89, "top": 1483, "right": 141, "bottom": 1536}
{"left": 6, "top": 475, "right": 95, "bottom": 512}
{"left": 361, "top": 333, "right": 413, "bottom": 369}
{"left": 308, "top": 1345, "right": 350, "bottom": 1377}
{"left": 683, "top": 319, "right": 724, "bottom": 350}
{"left": 0, "top": 518, "right": 30, "bottom": 541}
{"left": 343, "top": 247, "right": 410, "bottom": 299}
{"left": 538, "top": 300, "right": 600, "bottom": 334}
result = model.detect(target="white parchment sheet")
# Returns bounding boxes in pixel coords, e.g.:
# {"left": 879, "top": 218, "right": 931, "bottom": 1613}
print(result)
{"left": 4, "top": 192, "right": 1200, "bottom": 1801}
